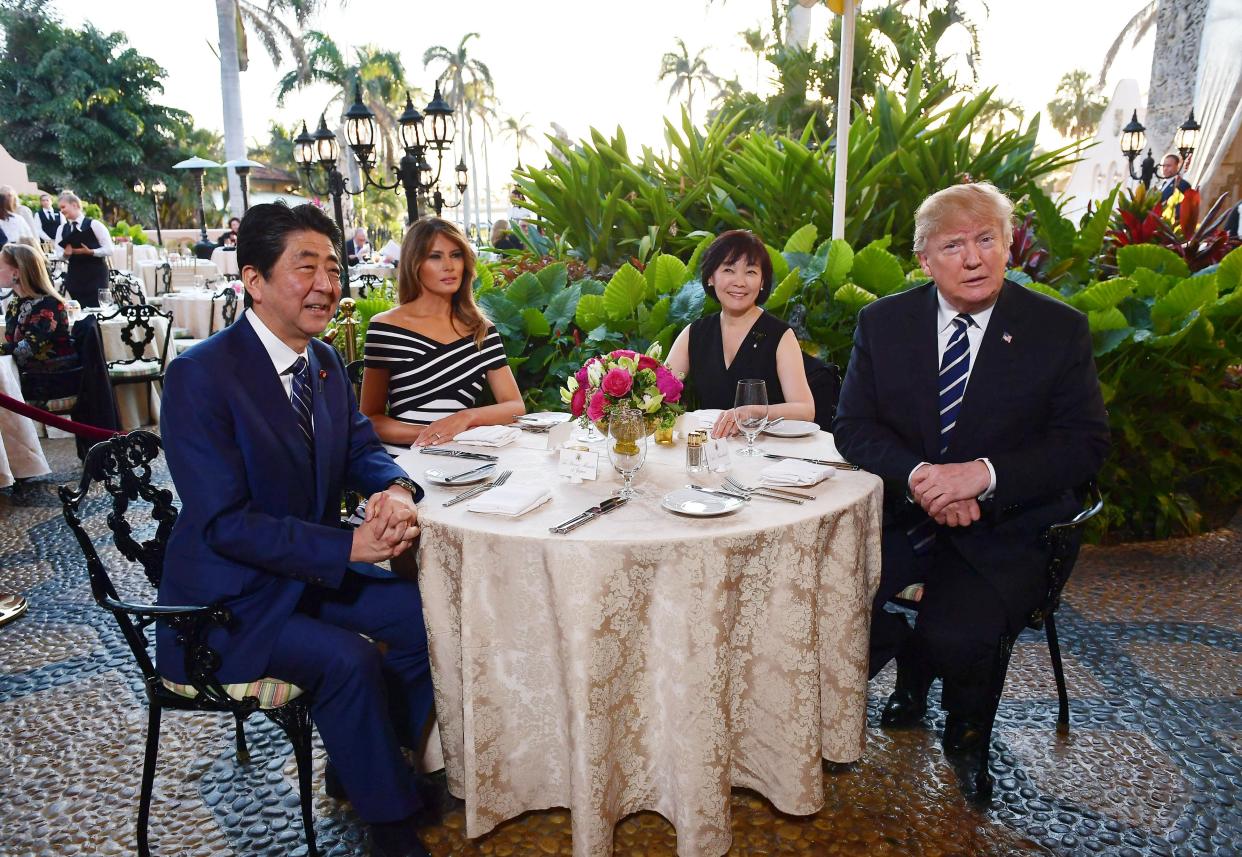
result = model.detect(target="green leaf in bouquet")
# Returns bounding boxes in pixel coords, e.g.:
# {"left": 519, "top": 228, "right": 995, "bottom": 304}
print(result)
{"left": 1072, "top": 277, "right": 1134, "bottom": 312}
{"left": 575, "top": 293, "right": 609, "bottom": 332}
{"left": 849, "top": 244, "right": 904, "bottom": 297}
{"left": 1151, "top": 275, "right": 1217, "bottom": 333}
{"left": 833, "top": 282, "right": 878, "bottom": 313}
{"left": 544, "top": 283, "right": 582, "bottom": 334}
{"left": 1117, "top": 244, "right": 1190, "bottom": 278}
{"left": 766, "top": 269, "right": 803, "bottom": 311}
{"left": 603, "top": 263, "right": 646, "bottom": 321}
{"left": 784, "top": 224, "right": 817, "bottom": 255}
{"left": 522, "top": 307, "right": 551, "bottom": 337}
{"left": 669, "top": 280, "right": 706, "bottom": 326}
{"left": 477, "top": 290, "right": 524, "bottom": 341}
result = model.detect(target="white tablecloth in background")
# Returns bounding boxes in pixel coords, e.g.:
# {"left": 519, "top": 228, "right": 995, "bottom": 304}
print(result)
{"left": 94, "top": 311, "right": 173, "bottom": 430}
{"left": 209, "top": 247, "right": 239, "bottom": 277}
{"left": 350, "top": 263, "right": 396, "bottom": 280}
{"left": 136, "top": 260, "right": 220, "bottom": 296}
{"left": 408, "top": 429, "right": 883, "bottom": 857}
{"left": 108, "top": 243, "right": 159, "bottom": 272}
{"left": 161, "top": 290, "right": 230, "bottom": 339}
{"left": 0, "top": 356, "right": 53, "bottom": 488}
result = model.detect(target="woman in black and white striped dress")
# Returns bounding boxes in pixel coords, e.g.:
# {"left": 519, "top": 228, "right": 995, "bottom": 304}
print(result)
{"left": 360, "top": 217, "right": 525, "bottom": 446}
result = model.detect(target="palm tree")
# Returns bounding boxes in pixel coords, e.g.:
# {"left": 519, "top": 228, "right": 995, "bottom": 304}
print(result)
{"left": 658, "top": 38, "right": 721, "bottom": 117}
{"left": 1047, "top": 69, "right": 1109, "bottom": 139}
{"left": 1099, "top": 1, "right": 1158, "bottom": 87}
{"left": 214, "top": 0, "right": 328, "bottom": 216}
{"left": 465, "top": 81, "right": 499, "bottom": 229}
{"left": 424, "top": 33, "right": 494, "bottom": 231}
{"left": 500, "top": 113, "right": 536, "bottom": 167}
{"left": 739, "top": 26, "right": 767, "bottom": 90}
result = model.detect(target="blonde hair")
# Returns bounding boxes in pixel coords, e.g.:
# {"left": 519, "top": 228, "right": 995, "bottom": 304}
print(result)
{"left": 913, "top": 182, "right": 1014, "bottom": 254}
{"left": 397, "top": 217, "right": 489, "bottom": 345}
{"left": 489, "top": 219, "right": 510, "bottom": 245}
{"left": 58, "top": 190, "right": 81, "bottom": 207}
{"left": 2, "top": 243, "right": 65, "bottom": 302}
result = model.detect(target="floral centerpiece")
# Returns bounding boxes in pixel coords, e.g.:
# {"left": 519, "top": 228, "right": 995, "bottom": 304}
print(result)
{"left": 560, "top": 343, "right": 685, "bottom": 433}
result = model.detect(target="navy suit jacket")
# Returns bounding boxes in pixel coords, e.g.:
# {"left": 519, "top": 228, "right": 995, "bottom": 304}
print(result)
{"left": 833, "top": 280, "right": 1110, "bottom": 614}
{"left": 156, "top": 316, "right": 420, "bottom": 683}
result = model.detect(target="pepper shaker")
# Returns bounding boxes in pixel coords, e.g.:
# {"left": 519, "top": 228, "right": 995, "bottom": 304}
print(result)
{"left": 686, "top": 430, "right": 707, "bottom": 475}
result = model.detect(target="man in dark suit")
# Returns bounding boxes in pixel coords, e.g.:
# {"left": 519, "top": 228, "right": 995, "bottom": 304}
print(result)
{"left": 1158, "top": 153, "right": 1192, "bottom": 205}
{"left": 36, "top": 192, "right": 63, "bottom": 241}
{"left": 158, "top": 202, "right": 435, "bottom": 857}
{"left": 834, "top": 182, "right": 1109, "bottom": 756}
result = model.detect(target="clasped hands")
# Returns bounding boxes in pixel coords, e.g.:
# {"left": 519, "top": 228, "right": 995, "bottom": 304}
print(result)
{"left": 349, "top": 489, "right": 420, "bottom": 563}
{"left": 908, "top": 461, "right": 990, "bottom": 528}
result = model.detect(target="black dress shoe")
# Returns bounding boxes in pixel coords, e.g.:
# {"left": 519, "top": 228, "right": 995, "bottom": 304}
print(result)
{"left": 880, "top": 686, "right": 928, "bottom": 727}
{"left": 327, "top": 763, "right": 444, "bottom": 827}
{"left": 369, "top": 818, "right": 432, "bottom": 857}
{"left": 942, "top": 716, "right": 988, "bottom": 756}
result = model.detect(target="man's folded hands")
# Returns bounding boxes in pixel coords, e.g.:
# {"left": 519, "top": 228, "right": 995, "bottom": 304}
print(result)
{"left": 350, "top": 491, "right": 420, "bottom": 563}
{"left": 909, "top": 461, "right": 990, "bottom": 526}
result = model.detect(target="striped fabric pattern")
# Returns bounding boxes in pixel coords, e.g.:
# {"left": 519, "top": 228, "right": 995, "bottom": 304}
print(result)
{"left": 364, "top": 323, "right": 508, "bottom": 425}
{"left": 287, "top": 356, "right": 314, "bottom": 459}
{"left": 161, "top": 677, "right": 304, "bottom": 709}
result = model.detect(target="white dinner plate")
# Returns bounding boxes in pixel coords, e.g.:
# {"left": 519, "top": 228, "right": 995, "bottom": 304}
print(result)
{"left": 424, "top": 465, "right": 495, "bottom": 486}
{"left": 761, "top": 419, "right": 819, "bottom": 438}
{"left": 517, "top": 412, "right": 572, "bottom": 426}
{"left": 661, "top": 488, "right": 745, "bottom": 517}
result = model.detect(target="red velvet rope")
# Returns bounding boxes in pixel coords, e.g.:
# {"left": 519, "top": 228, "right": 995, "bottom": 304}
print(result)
{"left": 0, "top": 391, "right": 119, "bottom": 442}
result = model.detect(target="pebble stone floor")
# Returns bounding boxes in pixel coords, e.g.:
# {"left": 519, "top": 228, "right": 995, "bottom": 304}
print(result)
{"left": 1, "top": 436, "right": 1239, "bottom": 857}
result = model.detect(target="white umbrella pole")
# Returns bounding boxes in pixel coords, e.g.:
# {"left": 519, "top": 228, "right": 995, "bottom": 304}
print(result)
{"left": 831, "top": 0, "right": 856, "bottom": 240}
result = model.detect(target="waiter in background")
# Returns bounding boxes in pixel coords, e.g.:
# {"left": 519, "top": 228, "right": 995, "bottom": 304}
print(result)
{"left": 54, "top": 191, "right": 113, "bottom": 308}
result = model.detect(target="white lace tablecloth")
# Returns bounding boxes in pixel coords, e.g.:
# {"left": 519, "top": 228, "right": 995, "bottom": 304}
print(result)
{"left": 161, "top": 290, "right": 229, "bottom": 339}
{"left": 0, "top": 356, "right": 52, "bottom": 488}
{"left": 409, "top": 429, "right": 883, "bottom": 857}
{"left": 350, "top": 263, "right": 396, "bottom": 280}
{"left": 136, "top": 260, "right": 220, "bottom": 296}
{"left": 209, "top": 247, "right": 239, "bottom": 276}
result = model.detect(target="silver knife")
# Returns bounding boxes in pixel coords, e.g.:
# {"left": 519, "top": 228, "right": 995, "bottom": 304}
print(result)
{"left": 687, "top": 484, "right": 748, "bottom": 501}
{"left": 550, "top": 496, "right": 628, "bottom": 534}
{"left": 443, "top": 463, "right": 496, "bottom": 483}
{"left": 762, "top": 452, "right": 859, "bottom": 470}
{"left": 420, "top": 447, "right": 499, "bottom": 462}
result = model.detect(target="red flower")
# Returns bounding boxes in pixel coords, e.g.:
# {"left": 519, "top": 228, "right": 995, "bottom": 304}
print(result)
{"left": 570, "top": 385, "right": 586, "bottom": 417}
{"left": 601, "top": 367, "right": 633, "bottom": 398}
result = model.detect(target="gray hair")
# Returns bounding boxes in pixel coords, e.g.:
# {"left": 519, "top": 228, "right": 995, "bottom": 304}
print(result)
{"left": 912, "top": 182, "right": 1014, "bottom": 254}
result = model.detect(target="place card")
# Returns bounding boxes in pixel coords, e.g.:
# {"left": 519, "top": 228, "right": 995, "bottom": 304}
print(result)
{"left": 704, "top": 438, "right": 731, "bottom": 472}
{"left": 547, "top": 420, "right": 576, "bottom": 451}
{"left": 558, "top": 447, "right": 599, "bottom": 481}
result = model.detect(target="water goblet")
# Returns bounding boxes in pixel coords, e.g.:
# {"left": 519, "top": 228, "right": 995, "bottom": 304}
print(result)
{"left": 607, "top": 409, "right": 648, "bottom": 500}
{"left": 733, "top": 378, "right": 769, "bottom": 457}
{"left": 96, "top": 288, "right": 115, "bottom": 311}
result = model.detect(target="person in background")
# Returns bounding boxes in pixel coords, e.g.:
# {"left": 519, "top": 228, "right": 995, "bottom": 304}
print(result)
{"left": 53, "top": 191, "right": 113, "bottom": 308}
{"left": 1158, "top": 153, "right": 1192, "bottom": 205}
{"left": 347, "top": 226, "right": 372, "bottom": 266}
{"left": 0, "top": 189, "right": 33, "bottom": 243}
{"left": 35, "top": 192, "right": 63, "bottom": 242}
{"left": 489, "top": 219, "right": 522, "bottom": 251}
{"left": 665, "top": 228, "right": 814, "bottom": 437}
{"left": 0, "top": 242, "right": 79, "bottom": 387}
{"left": 0, "top": 185, "right": 36, "bottom": 236}
{"left": 219, "top": 216, "right": 242, "bottom": 248}
{"left": 361, "top": 217, "right": 525, "bottom": 446}
{"left": 1224, "top": 199, "right": 1240, "bottom": 239}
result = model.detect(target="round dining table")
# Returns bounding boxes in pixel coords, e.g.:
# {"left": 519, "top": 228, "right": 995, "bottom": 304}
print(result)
{"left": 403, "top": 425, "right": 882, "bottom": 857}
{"left": 161, "top": 289, "right": 232, "bottom": 340}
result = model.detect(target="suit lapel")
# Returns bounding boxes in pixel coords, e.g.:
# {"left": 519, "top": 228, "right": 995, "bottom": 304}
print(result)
{"left": 307, "top": 345, "right": 333, "bottom": 514}
{"left": 910, "top": 284, "right": 942, "bottom": 461}
{"left": 230, "top": 321, "right": 315, "bottom": 498}
{"left": 948, "top": 281, "right": 1018, "bottom": 457}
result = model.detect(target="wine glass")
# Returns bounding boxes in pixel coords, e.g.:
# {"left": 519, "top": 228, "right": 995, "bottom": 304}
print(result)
{"left": 733, "top": 379, "right": 769, "bottom": 457}
{"left": 607, "top": 409, "right": 647, "bottom": 500}
{"left": 96, "top": 288, "right": 115, "bottom": 311}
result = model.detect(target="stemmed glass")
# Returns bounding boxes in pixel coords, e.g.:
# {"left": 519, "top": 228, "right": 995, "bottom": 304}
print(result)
{"left": 96, "top": 288, "right": 115, "bottom": 312}
{"left": 733, "top": 378, "right": 769, "bottom": 457}
{"left": 607, "top": 408, "right": 647, "bottom": 500}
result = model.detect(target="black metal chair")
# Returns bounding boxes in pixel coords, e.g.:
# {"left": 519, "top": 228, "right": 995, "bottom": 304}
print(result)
{"left": 107, "top": 269, "right": 148, "bottom": 306}
{"left": 58, "top": 431, "right": 319, "bottom": 857}
{"left": 802, "top": 352, "right": 841, "bottom": 429}
{"left": 351, "top": 273, "right": 385, "bottom": 298}
{"left": 102, "top": 304, "right": 172, "bottom": 416}
{"left": 893, "top": 483, "right": 1105, "bottom": 796}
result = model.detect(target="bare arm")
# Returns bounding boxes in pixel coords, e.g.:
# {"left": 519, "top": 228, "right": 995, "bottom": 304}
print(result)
{"left": 359, "top": 365, "right": 426, "bottom": 445}
{"left": 411, "top": 363, "right": 526, "bottom": 446}
{"left": 666, "top": 325, "right": 691, "bottom": 379}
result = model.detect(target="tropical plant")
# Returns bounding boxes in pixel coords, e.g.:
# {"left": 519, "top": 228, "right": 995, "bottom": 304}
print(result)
{"left": 658, "top": 38, "right": 723, "bottom": 117}
{"left": 500, "top": 114, "right": 537, "bottom": 166}
{"left": 1099, "top": 0, "right": 1158, "bottom": 86}
{"left": 1046, "top": 69, "right": 1108, "bottom": 139}
{"left": 423, "top": 33, "right": 494, "bottom": 230}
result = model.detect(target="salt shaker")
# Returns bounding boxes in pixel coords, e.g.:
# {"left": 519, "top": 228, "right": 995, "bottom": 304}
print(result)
{"left": 686, "top": 430, "right": 707, "bottom": 475}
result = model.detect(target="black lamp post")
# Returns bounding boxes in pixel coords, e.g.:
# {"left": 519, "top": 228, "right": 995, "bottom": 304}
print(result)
{"left": 221, "top": 157, "right": 266, "bottom": 211}
{"left": 172, "top": 155, "right": 222, "bottom": 258}
{"left": 1120, "top": 110, "right": 1156, "bottom": 188}
{"left": 132, "top": 179, "right": 166, "bottom": 247}
{"left": 1174, "top": 108, "right": 1201, "bottom": 167}
{"left": 294, "top": 116, "right": 353, "bottom": 296}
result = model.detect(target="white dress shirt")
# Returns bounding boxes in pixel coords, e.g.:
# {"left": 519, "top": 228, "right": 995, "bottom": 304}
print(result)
{"left": 0, "top": 212, "right": 32, "bottom": 241}
{"left": 246, "top": 308, "right": 308, "bottom": 406}
{"left": 908, "top": 289, "right": 998, "bottom": 498}
{"left": 53, "top": 216, "right": 114, "bottom": 259}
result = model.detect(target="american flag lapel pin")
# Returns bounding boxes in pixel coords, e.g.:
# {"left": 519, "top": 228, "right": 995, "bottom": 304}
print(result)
{"left": 318, "top": 368, "right": 327, "bottom": 393}
{"left": 1002, "top": 331, "right": 1013, "bottom": 344}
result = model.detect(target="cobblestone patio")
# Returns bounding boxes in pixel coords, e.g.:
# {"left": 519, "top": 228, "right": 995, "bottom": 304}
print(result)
{"left": 1, "top": 437, "right": 1238, "bottom": 856}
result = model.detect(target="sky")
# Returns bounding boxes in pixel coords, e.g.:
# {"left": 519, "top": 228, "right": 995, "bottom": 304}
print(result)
{"left": 58, "top": 0, "right": 1155, "bottom": 205}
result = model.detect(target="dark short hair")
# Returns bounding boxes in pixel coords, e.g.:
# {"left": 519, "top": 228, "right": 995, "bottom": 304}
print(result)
{"left": 237, "top": 202, "right": 339, "bottom": 282}
{"left": 700, "top": 229, "right": 773, "bottom": 304}
{"left": 237, "top": 202, "right": 340, "bottom": 309}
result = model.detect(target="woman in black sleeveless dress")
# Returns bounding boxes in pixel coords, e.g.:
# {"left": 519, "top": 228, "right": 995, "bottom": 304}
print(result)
{"left": 666, "top": 230, "right": 814, "bottom": 437}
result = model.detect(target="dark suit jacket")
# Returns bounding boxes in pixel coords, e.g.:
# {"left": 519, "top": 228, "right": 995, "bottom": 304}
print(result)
{"left": 1159, "top": 176, "right": 1192, "bottom": 203}
{"left": 833, "top": 280, "right": 1109, "bottom": 615}
{"left": 155, "top": 316, "right": 419, "bottom": 683}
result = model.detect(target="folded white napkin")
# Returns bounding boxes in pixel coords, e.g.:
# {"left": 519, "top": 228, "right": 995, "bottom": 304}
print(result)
{"left": 518, "top": 412, "right": 569, "bottom": 427}
{"left": 467, "top": 483, "right": 552, "bottom": 516}
{"left": 688, "top": 409, "right": 723, "bottom": 429}
{"left": 453, "top": 425, "right": 521, "bottom": 447}
{"left": 759, "top": 458, "right": 833, "bottom": 487}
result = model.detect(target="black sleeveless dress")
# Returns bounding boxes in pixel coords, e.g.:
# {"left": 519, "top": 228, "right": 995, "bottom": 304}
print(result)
{"left": 686, "top": 310, "right": 789, "bottom": 410}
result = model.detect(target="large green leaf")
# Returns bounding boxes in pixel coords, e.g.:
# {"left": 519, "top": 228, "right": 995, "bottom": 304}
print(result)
{"left": 544, "top": 283, "right": 582, "bottom": 333}
{"left": 1204, "top": 286, "right": 1242, "bottom": 320}
{"left": 1092, "top": 328, "right": 1134, "bottom": 356}
{"left": 602, "top": 263, "right": 646, "bottom": 321}
{"left": 504, "top": 271, "right": 544, "bottom": 309}
{"left": 784, "top": 224, "right": 817, "bottom": 254}
{"left": 1135, "top": 312, "right": 1209, "bottom": 349}
{"left": 1071, "top": 185, "right": 1119, "bottom": 260}
{"left": 1151, "top": 275, "right": 1217, "bottom": 332}
{"left": 1217, "top": 244, "right": 1242, "bottom": 293}
{"left": 1071, "top": 277, "right": 1134, "bottom": 312}
{"left": 766, "top": 244, "right": 790, "bottom": 284}
{"left": 669, "top": 280, "right": 706, "bottom": 326}
{"left": 535, "top": 262, "right": 568, "bottom": 298}
{"left": 521, "top": 307, "right": 551, "bottom": 337}
{"left": 1023, "top": 282, "right": 1067, "bottom": 303}
{"left": 477, "top": 290, "right": 524, "bottom": 341}
{"left": 575, "top": 293, "right": 609, "bottom": 332}
{"left": 818, "top": 238, "right": 854, "bottom": 287}
{"left": 579, "top": 278, "right": 607, "bottom": 296}
{"left": 834, "top": 282, "right": 878, "bottom": 314}
{"left": 474, "top": 264, "right": 495, "bottom": 292}
{"left": 1087, "top": 308, "right": 1130, "bottom": 332}
{"left": 1117, "top": 244, "right": 1190, "bottom": 278}
{"left": 1131, "top": 267, "right": 1175, "bottom": 298}
{"left": 850, "top": 244, "right": 904, "bottom": 297}
{"left": 640, "top": 296, "right": 671, "bottom": 339}
{"left": 645, "top": 254, "right": 687, "bottom": 297}
{"left": 766, "top": 269, "right": 803, "bottom": 311}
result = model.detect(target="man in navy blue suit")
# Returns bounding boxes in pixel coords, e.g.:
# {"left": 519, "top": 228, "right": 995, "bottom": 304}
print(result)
{"left": 834, "top": 182, "right": 1109, "bottom": 757}
{"left": 158, "top": 202, "right": 434, "bottom": 857}
{"left": 1158, "top": 153, "right": 1192, "bottom": 205}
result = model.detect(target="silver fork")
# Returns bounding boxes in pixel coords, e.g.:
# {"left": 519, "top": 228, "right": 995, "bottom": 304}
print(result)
{"left": 725, "top": 476, "right": 815, "bottom": 501}
{"left": 443, "top": 470, "right": 512, "bottom": 507}
{"left": 721, "top": 476, "right": 805, "bottom": 505}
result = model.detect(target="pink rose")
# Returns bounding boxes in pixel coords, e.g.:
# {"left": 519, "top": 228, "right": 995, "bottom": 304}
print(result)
{"left": 601, "top": 367, "right": 633, "bottom": 398}
{"left": 570, "top": 385, "right": 586, "bottom": 417}
{"left": 655, "top": 367, "right": 683, "bottom": 402}
{"left": 575, "top": 364, "right": 590, "bottom": 384}
{"left": 609, "top": 349, "right": 637, "bottom": 361}
{"left": 587, "top": 390, "right": 607, "bottom": 423}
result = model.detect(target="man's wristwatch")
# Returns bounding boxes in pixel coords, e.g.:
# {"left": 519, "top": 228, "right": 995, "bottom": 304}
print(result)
{"left": 385, "top": 476, "right": 419, "bottom": 495}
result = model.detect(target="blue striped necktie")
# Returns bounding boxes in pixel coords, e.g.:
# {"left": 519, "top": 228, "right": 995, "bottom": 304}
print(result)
{"left": 287, "top": 356, "right": 314, "bottom": 461}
